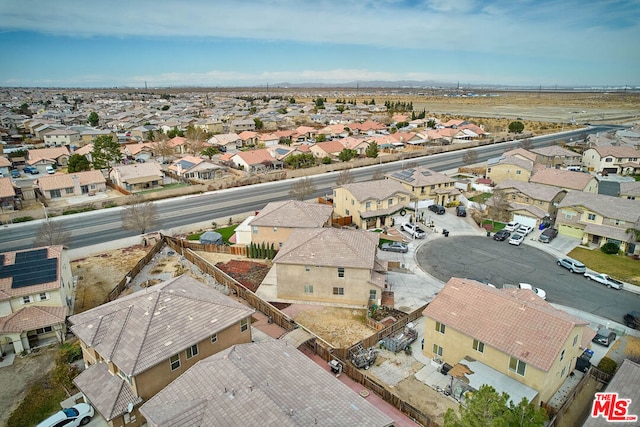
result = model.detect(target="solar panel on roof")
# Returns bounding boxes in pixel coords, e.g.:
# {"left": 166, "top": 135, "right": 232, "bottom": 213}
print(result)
{"left": 421, "top": 171, "right": 432, "bottom": 176}
{"left": 178, "top": 160, "right": 195, "bottom": 169}
{"left": 405, "top": 177, "right": 415, "bottom": 182}
{"left": 0, "top": 249, "right": 58, "bottom": 289}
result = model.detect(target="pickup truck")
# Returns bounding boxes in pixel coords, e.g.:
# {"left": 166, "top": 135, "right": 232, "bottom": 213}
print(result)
{"left": 584, "top": 272, "right": 624, "bottom": 290}
{"left": 400, "top": 222, "right": 425, "bottom": 239}
{"left": 503, "top": 283, "right": 547, "bottom": 300}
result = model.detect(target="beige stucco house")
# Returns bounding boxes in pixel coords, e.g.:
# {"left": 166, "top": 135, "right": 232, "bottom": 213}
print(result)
{"left": 70, "top": 275, "right": 254, "bottom": 427}
{"left": 43, "top": 128, "right": 82, "bottom": 148}
{"left": 486, "top": 155, "right": 534, "bottom": 185}
{"left": 333, "top": 180, "right": 415, "bottom": 230}
{"left": 529, "top": 168, "right": 599, "bottom": 194}
{"left": 385, "top": 166, "right": 460, "bottom": 206}
{"left": 0, "top": 246, "right": 73, "bottom": 355}
{"left": 530, "top": 146, "right": 582, "bottom": 170}
{"left": 423, "top": 278, "right": 595, "bottom": 405}
{"left": 582, "top": 146, "right": 640, "bottom": 175}
{"left": 36, "top": 170, "right": 107, "bottom": 200}
{"left": 109, "top": 162, "right": 164, "bottom": 192}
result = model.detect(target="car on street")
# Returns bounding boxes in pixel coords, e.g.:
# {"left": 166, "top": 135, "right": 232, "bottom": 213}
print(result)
{"left": 10, "top": 169, "right": 20, "bottom": 178}
{"left": 584, "top": 272, "right": 624, "bottom": 290}
{"left": 624, "top": 311, "right": 640, "bottom": 329}
{"left": 467, "top": 278, "right": 496, "bottom": 288}
{"left": 508, "top": 233, "right": 524, "bottom": 246}
{"left": 504, "top": 221, "right": 520, "bottom": 232}
{"left": 516, "top": 225, "right": 533, "bottom": 235}
{"left": 493, "top": 229, "right": 511, "bottom": 241}
{"left": 428, "top": 204, "right": 446, "bottom": 215}
{"left": 36, "top": 402, "right": 94, "bottom": 427}
{"left": 538, "top": 228, "right": 558, "bottom": 243}
{"left": 381, "top": 242, "right": 409, "bottom": 253}
{"left": 23, "top": 166, "right": 39, "bottom": 174}
{"left": 400, "top": 222, "right": 425, "bottom": 239}
{"left": 592, "top": 328, "right": 616, "bottom": 347}
{"left": 456, "top": 205, "right": 466, "bottom": 217}
{"left": 557, "top": 257, "right": 586, "bottom": 273}
{"left": 505, "top": 283, "right": 547, "bottom": 300}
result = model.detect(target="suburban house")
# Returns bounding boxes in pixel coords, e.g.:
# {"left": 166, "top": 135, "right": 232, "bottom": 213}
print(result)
{"left": 0, "top": 155, "right": 11, "bottom": 177}
{"left": 486, "top": 155, "right": 535, "bottom": 185}
{"left": 35, "top": 170, "right": 107, "bottom": 200}
{"left": 79, "top": 129, "right": 115, "bottom": 146}
{"left": 582, "top": 146, "right": 640, "bottom": 175}
{"left": 43, "top": 128, "right": 81, "bottom": 148}
{"left": 503, "top": 147, "right": 538, "bottom": 163}
{"left": 27, "top": 147, "right": 71, "bottom": 171}
{"left": 0, "top": 246, "right": 73, "bottom": 355}
{"left": 263, "top": 228, "right": 387, "bottom": 308}
{"left": 529, "top": 168, "right": 599, "bottom": 193}
{"left": 385, "top": 166, "right": 460, "bottom": 206}
{"left": 167, "top": 136, "right": 189, "bottom": 156}
{"left": 489, "top": 180, "right": 567, "bottom": 228}
{"left": 309, "top": 140, "right": 347, "bottom": 159}
{"left": 208, "top": 133, "right": 242, "bottom": 152}
{"left": 70, "top": 275, "right": 255, "bottom": 427}
{"left": 237, "top": 130, "right": 259, "bottom": 146}
{"left": 555, "top": 191, "right": 640, "bottom": 255}
{"left": 0, "top": 177, "right": 19, "bottom": 211}
{"left": 247, "top": 200, "right": 333, "bottom": 248}
{"left": 168, "top": 155, "right": 225, "bottom": 180}
{"left": 620, "top": 181, "right": 640, "bottom": 200}
{"left": 109, "top": 162, "right": 164, "bottom": 192}
{"left": 530, "top": 146, "right": 582, "bottom": 170}
{"left": 422, "top": 278, "right": 595, "bottom": 405}
{"left": 231, "top": 118, "right": 255, "bottom": 132}
{"left": 228, "top": 148, "right": 282, "bottom": 173}
{"left": 139, "top": 340, "right": 394, "bottom": 427}
{"left": 333, "top": 180, "right": 415, "bottom": 230}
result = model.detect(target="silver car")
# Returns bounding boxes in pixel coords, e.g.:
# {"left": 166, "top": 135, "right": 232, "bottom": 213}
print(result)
{"left": 557, "top": 257, "right": 586, "bottom": 274}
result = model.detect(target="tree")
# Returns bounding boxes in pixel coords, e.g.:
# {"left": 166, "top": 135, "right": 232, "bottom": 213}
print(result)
{"left": 88, "top": 111, "right": 99, "bottom": 126}
{"left": 67, "top": 154, "right": 91, "bottom": 172}
{"left": 509, "top": 121, "right": 525, "bottom": 134}
{"left": 518, "top": 138, "right": 533, "bottom": 150}
{"left": 253, "top": 118, "right": 264, "bottom": 130}
{"left": 462, "top": 150, "right": 479, "bottom": 165}
{"left": 338, "top": 148, "right": 358, "bottom": 162}
{"left": 336, "top": 169, "right": 355, "bottom": 186}
{"left": 315, "top": 134, "right": 327, "bottom": 142}
{"left": 34, "top": 220, "right": 71, "bottom": 247}
{"left": 146, "top": 130, "right": 155, "bottom": 141}
{"left": 167, "top": 126, "right": 184, "bottom": 138}
{"left": 91, "top": 134, "right": 121, "bottom": 169}
{"left": 427, "top": 119, "right": 436, "bottom": 128}
{"left": 185, "top": 125, "right": 208, "bottom": 155}
{"left": 365, "top": 141, "right": 379, "bottom": 158}
{"left": 201, "top": 146, "right": 219, "bottom": 159}
{"left": 121, "top": 196, "right": 159, "bottom": 234}
{"left": 444, "top": 385, "right": 546, "bottom": 427}
{"left": 289, "top": 177, "right": 316, "bottom": 201}
{"left": 488, "top": 189, "right": 511, "bottom": 222}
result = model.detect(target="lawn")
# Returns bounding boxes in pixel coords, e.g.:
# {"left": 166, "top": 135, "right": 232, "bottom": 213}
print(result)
{"left": 187, "top": 224, "right": 238, "bottom": 244}
{"left": 468, "top": 192, "right": 492, "bottom": 203}
{"left": 568, "top": 247, "right": 640, "bottom": 287}
{"left": 138, "top": 182, "right": 189, "bottom": 194}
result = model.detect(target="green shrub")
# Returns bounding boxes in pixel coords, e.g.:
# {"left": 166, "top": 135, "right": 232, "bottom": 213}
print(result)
{"left": 322, "top": 156, "right": 332, "bottom": 164}
{"left": 601, "top": 242, "right": 620, "bottom": 255}
{"left": 13, "top": 216, "right": 33, "bottom": 223}
{"left": 597, "top": 356, "right": 617, "bottom": 374}
{"left": 57, "top": 341, "right": 82, "bottom": 364}
{"left": 63, "top": 206, "right": 96, "bottom": 215}
{"left": 103, "top": 201, "right": 117, "bottom": 208}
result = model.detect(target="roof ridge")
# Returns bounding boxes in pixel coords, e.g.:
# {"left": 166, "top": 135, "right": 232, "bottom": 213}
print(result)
{"left": 108, "top": 305, "right": 135, "bottom": 363}
{"left": 130, "top": 292, "right": 162, "bottom": 375}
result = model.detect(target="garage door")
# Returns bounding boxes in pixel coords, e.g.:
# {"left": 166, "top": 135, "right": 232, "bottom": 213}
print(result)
{"left": 513, "top": 214, "right": 537, "bottom": 229}
{"left": 603, "top": 168, "right": 618, "bottom": 174}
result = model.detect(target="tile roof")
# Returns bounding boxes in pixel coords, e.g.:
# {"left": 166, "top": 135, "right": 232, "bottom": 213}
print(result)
{"left": 557, "top": 190, "right": 640, "bottom": 222}
{"left": 0, "top": 156, "right": 10, "bottom": 167}
{"left": 0, "top": 177, "right": 16, "bottom": 198}
{"left": 620, "top": 181, "right": 640, "bottom": 197}
{"left": 488, "top": 155, "right": 534, "bottom": 170}
{"left": 68, "top": 275, "right": 254, "bottom": 376}
{"left": 0, "top": 305, "right": 66, "bottom": 333}
{"left": 111, "top": 162, "right": 163, "bottom": 181}
{"left": 27, "top": 147, "right": 70, "bottom": 163}
{"left": 338, "top": 179, "right": 413, "bottom": 202}
{"left": 494, "top": 179, "right": 565, "bottom": 202}
{"left": 0, "top": 246, "right": 64, "bottom": 300}
{"left": 503, "top": 148, "right": 538, "bottom": 162}
{"left": 588, "top": 146, "right": 640, "bottom": 158}
{"left": 423, "top": 278, "right": 590, "bottom": 372}
{"left": 273, "top": 228, "right": 379, "bottom": 270}
{"left": 313, "top": 140, "right": 347, "bottom": 154}
{"left": 385, "top": 165, "right": 455, "bottom": 187}
{"left": 530, "top": 145, "right": 580, "bottom": 158}
{"left": 35, "top": 170, "right": 105, "bottom": 191}
{"left": 249, "top": 200, "right": 332, "bottom": 228}
{"left": 232, "top": 148, "right": 278, "bottom": 165}
{"left": 530, "top": 168, "right": 596, "bottom": 191}
{"left": 139, "top": 341, "right": 394, "bottom": 427}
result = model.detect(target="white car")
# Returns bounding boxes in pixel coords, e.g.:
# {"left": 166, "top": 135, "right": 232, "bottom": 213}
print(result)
{"left": 400, "top": 222, "right": 425, "bottom": 239}
{"left": 517, "top": 225, "right": 533, "bottom": 235}
{"left": 37, "top": 403, "right": 94, "bottom": 427}
{"left": 584, "top": 272, "right": 624, "bottom": 290}
{"left": 518, "top": 283, "right": 547, "bottom": 300}
{"left": 504, "top": 221, "right": 520, "bottom": 232}
{"left": 508, "top": 233, "right": 524, "bottom": 246}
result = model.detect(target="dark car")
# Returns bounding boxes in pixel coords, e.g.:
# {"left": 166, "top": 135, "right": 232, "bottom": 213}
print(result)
{"left": 575, "top": 348, "right": 594, "bottom": 372}
{"left": 538, "top": 228, "right": 558, "bottom": 243}
{"left": 592, "top": 328, "right": 616, "bottom": 347}
{"left": 10, "top": 169, "right": 20, "bottom": 178}
{"left": 456, "top": 206, "right": 467, "bottom": 217}
{"left": 23, "top": 166, "right": 39, "bottom": 174}
{"left": 428, "top": 204, "right": 445, "bottom": 215}
{"left": 380, "top": 242, "right": 409, "bottom": 253}
{"left": 624, "top": 311, "right": 640, "bottom": 329}
{"left": 493, "top": 229, "right": 511, "bottom": 241}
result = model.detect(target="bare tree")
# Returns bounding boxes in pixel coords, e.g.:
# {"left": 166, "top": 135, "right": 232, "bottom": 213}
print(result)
{"left": 336, "top": 169, "right": 355, "bottom": 186}
{"left": 289, "top": 177, "right": 317, "bottom": 201}
{"left": 488, "top": 189, "right": 511, "bottom": 222}
{"left": 151, "top": 139, "right": 174, "bottom": 161}
{"left": 121, "top": 196, "right": 159, "bottom": 234}
{"left": 34, "top": 220, "right": 71, "bottom": 247}
{"left": 462, "top": 149, "right": 479, "bottom": 165}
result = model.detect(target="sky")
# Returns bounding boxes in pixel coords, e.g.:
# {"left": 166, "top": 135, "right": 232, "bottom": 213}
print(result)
{"left": 0, "top": 0, "right": 638, "bottom": 88}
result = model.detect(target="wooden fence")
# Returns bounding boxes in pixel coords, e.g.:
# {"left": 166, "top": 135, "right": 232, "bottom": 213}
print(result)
{"left": 172, "top": 239, "right": 248, "bottom": 256}
{"left": 545, "top": 367, "right": 599, "bottom": 426}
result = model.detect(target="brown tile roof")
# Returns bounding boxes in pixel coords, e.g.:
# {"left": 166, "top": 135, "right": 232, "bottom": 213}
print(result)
{"left": 530, "top": 168, "right": 596, "bottom": 190}
{"left": 36, "top": 170, "right": 105, "bottom": 191}
{"left": 27, "top": 147, "right": 70, "bottom": 164}
{"left": 0, "top": 305, "right": 66, "bottom": 333}
{"left": 422, "top": 278, "right": 590, "bottom": 372}
{"left": 503, "top": 148, "right": 537, "bottom": 162}
{"left": 557, "top": 190, "right": 640, "bottom": 222}
{"left": 385, "top": 165, "right": 456, "bottom": 187}
{"left": 530, "top": 145, "right": 580, "bottom": 158}
{"left": 589, "top": 146, "right": 640, "bottom": 158}
{"left": 232, "top": 148, "right": 277, "bottom": 165}
{"left": 68, "top": 275, "right": 254, "bottom": 376}
{"left": 249, "top": 200, "right": 332, "bottom": 228}
{"left": 139, "top": 341, "right": 394, "bottom": 427}
{"left": 273, "top": 228, "right": 379, "bottom": 270}
{"left": 313, "top": 140, "right": 347, "bottom": 155}
{"left": 338, "top": 180, "right": 413, "bottom": 202}
{"left": 0, "top": 177, "right": 16, "bottom": 198}
{"left": 494, "top": 179, "right": 565, "bottom": 202}
{"left": 0, "top": 156, "right": 10, "bottom": 168}
{"left": 111, "top": 162, "right": 163, "bottom": 181}
{"left": 0, "top": 246, "right": 64, "bottom": 300}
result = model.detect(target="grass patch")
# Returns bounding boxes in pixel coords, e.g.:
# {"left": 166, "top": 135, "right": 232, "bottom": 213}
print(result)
{"left": 138, "top": 183, "right": 189, "bottom": 194}
{"left": 568, "top": 247, "right": 640, "bottom": 286}
{"left": 481, "top": 220, "right": 505, "bottom": 231}
{"left": 468, "top": 192, "right": 492, "bottom": 203}
{"left": 62, "top": 206, "right": 96, "bottom": 215}
{"left": 12, "top": 216, "right": 33, "bottom": 223}
{"left": 186, "top": 233, "right": 202, "bottom": 241}
{"left": 215, "top": 224, "right": 238, "bottom": 244}
{"left": 7, "top": 372, "right": 67, "bottom": 427}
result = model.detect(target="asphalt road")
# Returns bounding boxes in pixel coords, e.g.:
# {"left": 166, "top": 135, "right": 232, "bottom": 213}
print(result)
{"left": 416, "top": 235, "right": 640, "bottom": 324}
{"left": 0, "top": 125, "right": 622, "bottom": 252}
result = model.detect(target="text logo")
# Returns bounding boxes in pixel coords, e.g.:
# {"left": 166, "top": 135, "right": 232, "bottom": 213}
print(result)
{"left": 591, "top": 392, "right": 638, "bottom": 422}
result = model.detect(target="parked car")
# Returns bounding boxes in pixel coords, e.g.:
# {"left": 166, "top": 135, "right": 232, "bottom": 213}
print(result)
{"left": 467, "top": 278, "right": 496, "bottom": 288}
{"left": 584, "top": 272, "right": 624, "bottom": 290}
{"left": 46, "top": 165, "right": 55, "bottom": 174}
{"left": 10, "top": 169, "right": 20, "bottom": 178}
{"left": 575, "top": 348, "right": 594, "bottom": 372}
{"left": 381, "top": 242, "right": 409, "bottom": 253}
{"left": 504, "top": 221, "right": 520, "bottom": 232}
{"left": 504, "top": 283, "right": 547, "bottom": 300}
{"left": 23, "top": 166, "right": 39, "bottom": 174}
{"left": 428, "top": 204, "right": 446, "bottom": 215}
{"left": 538, "top": 228, "right": 558, "bottom": 243}
{"left": 400, "top": 222, "right": 425, "bottom": 239}
{"left": 557, "top": 257, "right": 586, "bottom": 273}
{"left": 624, "top": 311, "right": 640, "bottom": 329}
{"left": 455, "top": 205, "right": 466, "bottom": 217}
{"left": 516, "top": 225, "right": 533, "bottom": 235}
{"left": 592, "top": 328, "right": 616, "bottom": 347}
{"left": 36, "top": 403, "right": 94, "bottom": 427}
{"left": 508, "top": 233, "right": 524, "bottom": 246}
{"left": 493, "top": 229, "right": 511, "bottom": 241}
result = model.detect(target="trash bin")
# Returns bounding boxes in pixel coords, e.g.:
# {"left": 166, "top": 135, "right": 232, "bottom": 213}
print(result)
{"left": 486, "top": 231, "right": 491, "bottom": 237}
{"left": 444, "top": 230, "right": 449, "bottom": 237}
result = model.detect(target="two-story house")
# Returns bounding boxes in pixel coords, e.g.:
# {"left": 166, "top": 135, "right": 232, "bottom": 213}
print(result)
{"left": 490, "top": 180, "right": 567, "bottom": 229}
{"left": 530, "top": 146, "right": 583, "bottom": 170}
{"left": 620, "top": 181, "right": 640, "bottom": 200}
{"left": 109, "top": 162, "right": 164, "bottom": 192}
{"left": 262, "top": 228, "right": 386, "bottom": 308}
{"left": 529, "top": 168, "right": 599, "bottom": 193}
{"left": 70, "top": 275, "right": 254, "bottom": 427}
{"left": 27, "top": 147, "right": 71, "bottom": 172}
{"left": 582, "top": 146, "right": 640, "bottom": 175}
{"left": 43, "top": 128, "right": 82, "bottom": 148}
{"left": 555, "top": 191, "right": 640, "bottom": 255}
{"left": 423, "top": 278, "right": 595, "bottom": 405}
{"left": 35, "top": 170, "right": 107, "bottom": 200}
{"left": 385, "top": 166, "right": 460, "bottom": 206}
{"left": 333, "top": 180, "right": 415, "bottom": 230}
{"left": 486, "top": 155, "right": 534, "bottom": 185}
{"left": 248, "top": 200, "right": 333, "bottom": 248}
{"left": 0, "top": 246, "right": 73, "bottom": 355}
{"left": 208, "top": 133, "right": 242, "bottom": 153}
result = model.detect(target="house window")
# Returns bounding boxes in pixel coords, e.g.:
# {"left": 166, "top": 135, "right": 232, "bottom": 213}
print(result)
{"left": 432, "top": 344, "right": 443, "bottom": 357}
{"left": 65, "top": 187, "right": 74, "bottom": 194}
{"left": 186, "top": 344, "right": 199, "bottom": 359}
{"left": 472, "top": 339, "right": 484, "bottom": 353}
{"left": 351, "top": 199, "right": 354, "bottom": 205}
{"left": 587, "top": 213, "right": 596, "bottom": 221}
{"left": 211, "top": 334, "right": 218, "bottom": 344}
{"left": 170, "top": 354, "right": 181, "bottom": 371}
{"left": 50, "top": 189, "right": 62, "bottom": 198}
{"left": 561, "top": 366, "right": 566, "bottom": 377}
{"left": 573, "top": 335, "right": 578, "bottom": 346}
{"left": 560, "top": 349, "right": 565, "bottom": 361}
{"left": 22, "top": 295, "right": 34, "bottom": 304}
{"left": 38, "top": 292, "right": 50, "bottom": 301}
{"left": 333, "top": 287, "right": 344, "bottom": 295}
{"left": 509, "top": 357, "right": 526, "bottom": 376}
{"left": 614, "top": 219, "right": 623, "bottom": 225}
{"left": 305, "top": 265, "right": 310, "bottom": 272}
{"left": 365, "top": 201, "right": 371, "bottom": 210}
{"left": 345, "top": 209, "right": 350, "bottom": 215}
{"left": 388, "top": 198, "right": 393, "bottom": 205}
{"left": 431, "top": 185, "right": 435, "bottom": 190}
{"left": 240, "top": 318, "right": 248, "bottom": 333}
{"left": 369, "top": 289, "right": 376, "bottom": 300}
{"left": 605, "top": 158, "right": 613, "bottom": 162}
{"left": 36, "top": 326, "right": 53, "bottom": 334}
{"left": 435, "top": 321, "right": 446, "bottom": 334}
{"left": 304, "top": 285, "right": 314, "bottom": 294}
{"left": 487, "top": 168, "right": 492, "bottom": 173}
{"left": 252, "top": 226, "right": 258, "bottom": 234}
{"left": 338, "top": 267, "right": 345, "bottom": 278}
{"left": 516, "top": 170, "right": 521, "bottom": 175}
